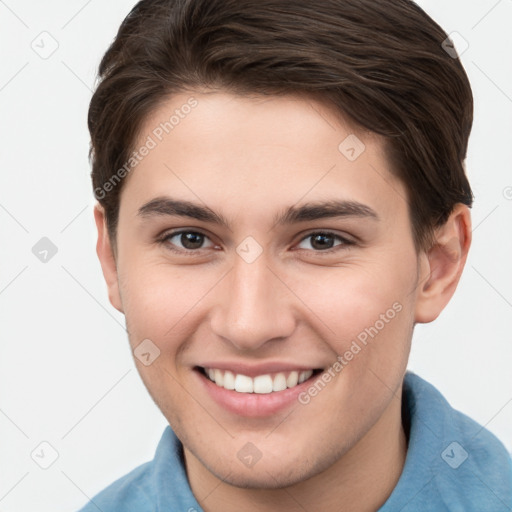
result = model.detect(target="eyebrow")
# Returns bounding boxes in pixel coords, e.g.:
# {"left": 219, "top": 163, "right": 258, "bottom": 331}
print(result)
{"left": 137, "top": 196, "right": 380, "bottom": 229}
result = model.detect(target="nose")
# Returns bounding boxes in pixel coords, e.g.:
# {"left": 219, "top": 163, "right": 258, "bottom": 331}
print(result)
{"left": 209, "top": 251, "right": 296, "bottom": 352}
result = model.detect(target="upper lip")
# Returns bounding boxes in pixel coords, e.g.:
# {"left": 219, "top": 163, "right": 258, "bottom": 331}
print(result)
{"left": 196, "top": 361, "right": 325, "bottom": 378}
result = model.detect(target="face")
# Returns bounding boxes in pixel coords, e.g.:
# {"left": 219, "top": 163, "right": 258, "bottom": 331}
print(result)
{"left": 98, "top": 90, "right": 430, "bottom": 488}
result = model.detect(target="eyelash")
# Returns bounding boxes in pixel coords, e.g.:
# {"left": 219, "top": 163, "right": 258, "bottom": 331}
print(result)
{"left": 156, "top": 229, "right": 356, "bottom": 256}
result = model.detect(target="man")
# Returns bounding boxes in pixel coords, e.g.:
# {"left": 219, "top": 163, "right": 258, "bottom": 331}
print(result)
{"left": 79, "top": 0, "right": 512, "bottom": 510}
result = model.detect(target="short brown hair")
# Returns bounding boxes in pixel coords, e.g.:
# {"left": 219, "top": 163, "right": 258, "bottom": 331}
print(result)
{"left": 88, "top": 0, "right": 474, "bottom": 254}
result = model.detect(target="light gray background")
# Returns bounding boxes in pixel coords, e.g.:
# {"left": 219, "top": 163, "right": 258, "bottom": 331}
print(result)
{"left": 1, "top": 1, "right": 511, "bottom": 510}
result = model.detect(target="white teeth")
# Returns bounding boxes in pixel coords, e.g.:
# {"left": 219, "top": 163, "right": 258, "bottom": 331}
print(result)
{"left": 253, "top": 375, "right": 273, "bottom": 394}
{"left": 223, "top": 370, "right": 235, "bottom": 390}
{"left": 272, "top": 373, "right": 287, "bottom": 392}
{"left": 204, "top": 368, "right": 316, "bottom": 393}
{"left": 235, "top": 374, "right": 253, "bottom": 393}
{"left": 214, "top": 369, "right": 224, "bottom": 386}
{"left": 286, "top": 371, "right": 299, "bottom": 388}
{"left": 298, "top": 370, "right": 313, "bottom": 383}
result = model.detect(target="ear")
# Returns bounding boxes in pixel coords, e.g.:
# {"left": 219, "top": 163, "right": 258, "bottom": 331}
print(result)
{"left": 414, "top": 204, "right": 472, "bottom": 323}
{"left": 94, "top": 203, "right": 124, "bottom": 314}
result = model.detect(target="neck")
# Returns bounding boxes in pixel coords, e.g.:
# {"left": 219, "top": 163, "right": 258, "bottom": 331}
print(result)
{"left": 185, "top": 387, "right": 408, "bottom": 512}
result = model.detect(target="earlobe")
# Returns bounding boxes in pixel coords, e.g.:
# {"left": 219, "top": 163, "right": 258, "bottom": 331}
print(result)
{"left": 93, "top": 204, "right": 124, "bottom": 314}
{"left": 414, "top": 204, "right": 472, "bottom": 323}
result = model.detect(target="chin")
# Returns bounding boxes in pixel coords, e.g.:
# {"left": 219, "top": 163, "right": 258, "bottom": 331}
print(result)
{"left": 197, "top": 439, "right": 346, "bottom": 491}
{"left": 208, "top": 461, "right": 318, "bottom": 490}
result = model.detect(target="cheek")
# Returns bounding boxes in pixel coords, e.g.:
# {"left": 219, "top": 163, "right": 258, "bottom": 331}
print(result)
{"left": 291, "top": 256, "right": 415, "bottom": 373}
{"left": 297, "top": 259, "right": 410, "bottom": 328}
{"left": 120, "top": 261, "right": 214, "bottom": 345}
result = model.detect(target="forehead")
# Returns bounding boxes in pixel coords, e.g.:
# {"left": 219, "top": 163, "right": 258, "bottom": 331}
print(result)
{"left": 121, "top": 90, "right": 407, "bottom": 225}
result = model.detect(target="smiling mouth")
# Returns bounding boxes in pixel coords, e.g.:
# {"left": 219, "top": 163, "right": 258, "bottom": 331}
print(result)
{"left": 196, "top": 366, "right": 323, "bottom": 394}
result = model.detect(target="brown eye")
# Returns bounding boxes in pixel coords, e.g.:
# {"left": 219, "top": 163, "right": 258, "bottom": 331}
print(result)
{"left": 160, "top": 230, "right": 215, "bottom": 253}
{"left": 296, "top": 231, "right": 355, "bottom": 252}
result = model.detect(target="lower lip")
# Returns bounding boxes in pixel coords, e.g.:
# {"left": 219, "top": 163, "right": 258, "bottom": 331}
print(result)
{"left": 195, "top": 368, "right": 321, "bottom": 417}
